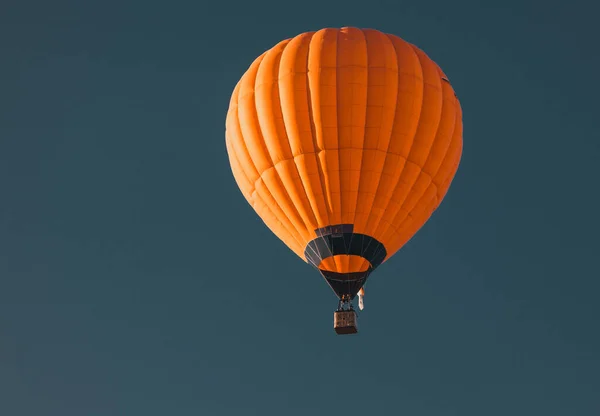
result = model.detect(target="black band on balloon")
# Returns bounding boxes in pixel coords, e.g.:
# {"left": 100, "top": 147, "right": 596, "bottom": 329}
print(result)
{"left": 304, "top": 224, "right": 387, "bottom": 270}
{"left": 303, "top": 224, "right": 387, "bottom": 299}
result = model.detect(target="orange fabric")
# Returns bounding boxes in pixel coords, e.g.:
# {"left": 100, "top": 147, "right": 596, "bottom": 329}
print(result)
{"left": 225, "top": 27, "right": 462, "bottom": 273}
{"left": 318, "top": 255, "right": 371, "bottom": 273}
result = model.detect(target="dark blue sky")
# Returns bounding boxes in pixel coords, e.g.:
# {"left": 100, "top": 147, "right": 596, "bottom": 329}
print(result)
{"left": 1, "top": 0, "right": 599, "bottom": 415}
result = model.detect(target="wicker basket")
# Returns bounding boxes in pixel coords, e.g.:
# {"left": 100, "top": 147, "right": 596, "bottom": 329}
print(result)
{"left": 334, "top": 310, "right": 358, "bottom": 335}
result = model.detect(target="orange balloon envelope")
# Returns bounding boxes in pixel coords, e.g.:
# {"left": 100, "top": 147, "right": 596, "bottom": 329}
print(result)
{"left": 225, "top": 27, "right": 462, "bottom": 306}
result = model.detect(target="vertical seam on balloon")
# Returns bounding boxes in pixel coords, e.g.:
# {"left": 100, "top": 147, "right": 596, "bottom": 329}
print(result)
{"left": 306, "top": 31, "right": 334, "bottom": 269}
{"left": 315, "top": 40, "right": 347, "bottom": 274}
{"left": 365, "top": 35, "right": 414, "bottom": 236}
{"left": 303, "top": 32, "right": 332, "bottom": 231}
{"left": 369, "top": 37, "right": 425, "bottom": 262}
{"left": 268, "top": 34, "right": 326, "bottom": 257}
{"left": 234, "top": 62, "right": 309, "bottom": 251}
{"left": 265, "top": 40, "right": 330, "bottom": 261}
{"left": 312, "top": 31, "right": 337, "bottom": 226}
{"left": 349, "top": 28, "right": 369, "bottom": 272}
{"left": 306, "top": 34, "right": 332, "bottom": 232}
{"left": 364, "top": 34, "right": 419, "bottom": 261}
{"left": 424, "top": 67, "right": 459, "bottom": 182}
{"left": 388, "top": 48, "right": 456, "bottom": 230}
{"left": 253, "top": 41, "right": 316, "bottom": 250}
{"left": 388, "top": 63, "right": 458, "bottom": 233}
{"left": 332, "top": 28, "right": 344, "bottom": 273}
{"left": 380, "top": 45, "right": 448, "bottom": 245}
{"left": 428, "top": 87, "right": 461, "bottom": 205}
{"left": 260, "top": 40, "right": 318, "bottom": 236}
{"left": 353, "top": 30, "right": 398, "bottom": 272}
{"left": 359, "top": 33, "right": 398, "bottom": 254}
{"left": 277, "top": 33, "right": 321, "bottom": 234}
{"left": 280, "top": 32, "right": 329, "bottom": 261}
{"left": 373, "top": 45, "right": 434, "bottom": 248}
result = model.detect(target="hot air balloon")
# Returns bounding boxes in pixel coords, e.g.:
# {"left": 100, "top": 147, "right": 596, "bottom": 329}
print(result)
{"left": 225, "top": 27, "right": 463, "bottom": 334}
